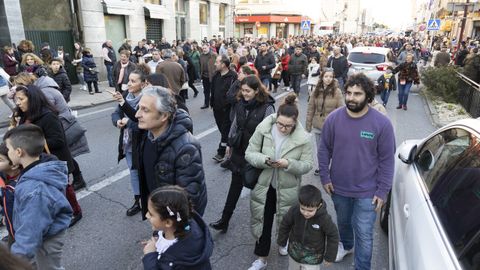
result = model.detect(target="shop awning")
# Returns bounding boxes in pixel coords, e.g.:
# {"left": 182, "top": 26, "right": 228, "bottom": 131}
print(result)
{"left": 144, "top": 4, "right": 172, "bottom": 20}
{"left": 102, "top": 0, "right": 135, "bottom": 15}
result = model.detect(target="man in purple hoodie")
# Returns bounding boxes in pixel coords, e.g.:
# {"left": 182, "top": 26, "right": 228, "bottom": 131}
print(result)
{"left": 318, "top": 73, "right": 395, "bottom": 270}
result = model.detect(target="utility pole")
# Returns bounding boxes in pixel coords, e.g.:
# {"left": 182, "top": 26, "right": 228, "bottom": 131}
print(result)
{"left": 458, "top": 0, "right": 470, "bottom": 43}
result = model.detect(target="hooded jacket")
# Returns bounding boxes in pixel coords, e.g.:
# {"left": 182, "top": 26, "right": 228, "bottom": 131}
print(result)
{"left": 142, "top": 212, "right": 213, "bottom": 270}
{"left": 34, "top": 76, "right": 71, "bottom": 119}
{"left": 139, "top": 109, "right": 207, "bottom": 218}
{"left": 48, "top": 67, "right": 72, "bottom": 102}
{"left": 278, "top": 202, "right": 339, "bottom": 265}
{"left": 245, "top": 114, "right": 313, "bottom": 240}
{"left": 11, "top": 154, "right": 73, "bottom": 259}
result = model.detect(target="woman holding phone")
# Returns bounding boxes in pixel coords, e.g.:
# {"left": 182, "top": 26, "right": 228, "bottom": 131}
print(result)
{"left": 244, "top": 93, "right": 313, "bottom": 270}
{"left": 110, "top": 64, "right": 150, "bottom": 216}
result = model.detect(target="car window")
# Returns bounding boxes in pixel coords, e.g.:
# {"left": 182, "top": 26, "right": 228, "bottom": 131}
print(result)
{"left": 415, "top": 128, "right": 480, "bottom": 268}
{"left": 348, "top": 52, "right": 385, "bottom": 64}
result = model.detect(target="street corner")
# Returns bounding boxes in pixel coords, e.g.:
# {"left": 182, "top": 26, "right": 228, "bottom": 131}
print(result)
{"left": 69, "top": 82, "right": 116, "bottom": 109}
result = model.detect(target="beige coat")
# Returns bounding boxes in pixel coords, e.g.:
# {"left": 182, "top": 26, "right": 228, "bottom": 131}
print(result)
{"left": 305, "top": 88, "right": 344, "bottom": 132}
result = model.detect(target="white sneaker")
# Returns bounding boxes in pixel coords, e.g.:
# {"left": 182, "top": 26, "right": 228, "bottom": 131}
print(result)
{"left": 335, "top": 242, "right": 354, "bottom": 262}
{"left": 279, "top": 242, "right": 288, "bottom": 256}
{"left": 248, "top": 258, "right": 267, "bottom": 270}
{"left": 81, "top": 85, "right": 87, "bottom": 91}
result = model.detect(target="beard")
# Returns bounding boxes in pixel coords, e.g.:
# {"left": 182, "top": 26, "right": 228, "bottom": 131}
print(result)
{"left": 346, "top": 98, "right": 368, "bottom": 113}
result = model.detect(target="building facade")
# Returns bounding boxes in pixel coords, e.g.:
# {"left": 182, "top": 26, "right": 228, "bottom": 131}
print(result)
{"left": 1, "top": 0, "right": 234, "bottom": 80}
{"left": 234, "top": 0, "right": 313, "bottom": 38}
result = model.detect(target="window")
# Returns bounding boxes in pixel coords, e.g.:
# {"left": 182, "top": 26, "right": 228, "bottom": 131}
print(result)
{"left": 348, "top": 52, "right": 385, "bottom": 64}
{"left": 199, "top": 2, "right": 208, "bottom": 25}
{"left": 175, "top": 0, "right": 185, "bottom": 13}
{"left": 415, "top": 128, "right": 480, "bottom": 266}
{"left": 144, "top": 0, "right": 161, "bottom": 4}
{"left": 219, "top": 4, "right": 227, "bottom": 26}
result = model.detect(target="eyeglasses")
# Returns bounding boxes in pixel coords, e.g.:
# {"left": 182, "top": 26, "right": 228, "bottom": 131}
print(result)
{"left": 276, "top": 121, "right": 295, "bottom": 129}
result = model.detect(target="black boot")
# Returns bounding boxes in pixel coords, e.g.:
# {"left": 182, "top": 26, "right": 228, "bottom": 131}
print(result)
{"left": 209, "top": 217, "right": 229, "bottom": 233}
{"left": 73, "top": 174, "right": 87, "bottom": 191}
{"left": 126, "top": 196, "right": 141, "bottom": 216}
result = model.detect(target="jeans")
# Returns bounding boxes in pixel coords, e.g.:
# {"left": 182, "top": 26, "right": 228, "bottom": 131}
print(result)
{"left": 125, "top": 151, "right": 140, "bottom": 196}
{"left": 380, "top": 89, "right": 391, "bottom": 105}
{"left": 331, "top": 193, "right": 377, "bottom": 270}
{"left": 290, "top": 74, "right": 302, "bottom": 94}
{"left": 397, "top": 82, "right": 412, "bottom": 106}
{"left": 105, "top": 63, "right": 114, "bottom": 87}
{"left": 202, "top": 76, "right": 211, "bottom": 107}
{"left": 254, "top": 185, "right": 276, "bottom": 257}
{"left": 261, "top": 77, "right": 271, "bottom": 90}
{"left": 336, "top": 77, "right": 345, "bottom": 91}
{"left": 76, "top": 71, "right": 85, "bottom": 87}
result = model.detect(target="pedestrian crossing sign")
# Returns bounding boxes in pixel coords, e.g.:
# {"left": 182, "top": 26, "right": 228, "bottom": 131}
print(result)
{"left": 301, "top": 20, "right": 311, "bottom": 31}
{"left": 427, "top": 19, "right": 441, "bottom": 31}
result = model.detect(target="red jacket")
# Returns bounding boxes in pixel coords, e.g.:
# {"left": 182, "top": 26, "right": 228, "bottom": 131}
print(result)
{"left": 281, "top": 54, "right": 290, "bottom": 71}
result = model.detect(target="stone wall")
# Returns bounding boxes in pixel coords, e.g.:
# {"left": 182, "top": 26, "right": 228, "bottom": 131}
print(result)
{"left": 20, "top": 0, "right": 72, "bottom": 30}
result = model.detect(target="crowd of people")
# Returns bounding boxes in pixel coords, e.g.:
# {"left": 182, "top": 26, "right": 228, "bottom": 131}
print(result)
{"left": 0, "top": 31, "right": 478, "bottom": 270}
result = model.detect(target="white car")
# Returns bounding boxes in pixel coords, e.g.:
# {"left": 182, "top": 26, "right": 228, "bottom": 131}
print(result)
{"left": 380, "top": 118, "right": 480, "bottom": 270}
{"left": 347, "top": 46, "right": 396, "bottom": 85}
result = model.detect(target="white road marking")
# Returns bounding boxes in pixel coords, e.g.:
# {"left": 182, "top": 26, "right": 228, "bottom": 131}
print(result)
{"left": 77, "top": 107, "right": 114, "bottom": 118}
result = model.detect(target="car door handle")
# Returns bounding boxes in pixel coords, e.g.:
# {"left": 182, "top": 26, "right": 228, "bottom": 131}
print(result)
{"left": 403, "top": 204, "right": 410, "bottom": 218}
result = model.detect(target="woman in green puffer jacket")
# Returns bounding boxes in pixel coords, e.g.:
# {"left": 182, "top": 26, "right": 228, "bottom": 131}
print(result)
{"left": 244, "top": 93, "right": 313, "bottom": 270}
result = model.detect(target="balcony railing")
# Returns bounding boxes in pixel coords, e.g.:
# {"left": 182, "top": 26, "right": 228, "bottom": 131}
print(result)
{"left": 456, "top": 71, "right": 480, "bottom": 118}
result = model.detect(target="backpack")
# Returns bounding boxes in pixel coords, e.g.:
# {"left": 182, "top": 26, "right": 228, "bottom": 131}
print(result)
{"left": 0, "top": 176, "right": 16, "bottom": 238}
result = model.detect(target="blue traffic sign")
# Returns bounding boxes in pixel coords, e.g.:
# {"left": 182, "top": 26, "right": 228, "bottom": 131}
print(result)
{"left": 301, "top": 20, "right": 311, "bottom": 31}
{"left": 427, "top": 19, "right": 441, "bottom": 31}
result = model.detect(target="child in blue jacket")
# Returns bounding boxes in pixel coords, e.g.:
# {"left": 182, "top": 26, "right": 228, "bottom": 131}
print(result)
{"left": 4, "top": 124, "right": 72, "bottom": 268}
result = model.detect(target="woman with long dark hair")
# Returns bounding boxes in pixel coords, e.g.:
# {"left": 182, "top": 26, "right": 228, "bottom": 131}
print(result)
{"left": 305, "top": 68, "right": 344, "bottom": 175}
{"left": 14, "top": 85, "right": 83, "bottom": 226}
{"left": 209, "top": 75, "right": 275, "bottom": 233}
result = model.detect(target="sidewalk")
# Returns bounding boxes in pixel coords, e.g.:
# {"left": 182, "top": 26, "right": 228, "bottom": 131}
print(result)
{"left": 0, "top": 81, "right": 115, "bottom": 128}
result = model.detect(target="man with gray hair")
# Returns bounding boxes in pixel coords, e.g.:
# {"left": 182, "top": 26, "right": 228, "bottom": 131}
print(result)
{"left": 155, "top": 49, "right": 186, "bottom": 94}
{"left": 135, "top": 86, "right": 208, "bottom": 217}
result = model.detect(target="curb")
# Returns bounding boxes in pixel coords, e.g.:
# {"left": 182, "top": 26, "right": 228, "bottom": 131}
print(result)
{"left": 422, "top": 92, "right": 443, "bottom": 129}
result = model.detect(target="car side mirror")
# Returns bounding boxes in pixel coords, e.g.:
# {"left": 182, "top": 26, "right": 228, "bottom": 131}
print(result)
{"left": 398, "top": 145, "right": 417, "bottom": 164}
{"left": 417, "top": 149, "right": 435, "bottom": 171}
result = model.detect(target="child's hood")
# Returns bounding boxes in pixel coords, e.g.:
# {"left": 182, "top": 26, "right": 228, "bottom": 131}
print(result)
{"left": 162, "top": 211, "right": 213, "bottom": 267}
{"left": 19, "top": 154, "right": 68, "bottom": 192}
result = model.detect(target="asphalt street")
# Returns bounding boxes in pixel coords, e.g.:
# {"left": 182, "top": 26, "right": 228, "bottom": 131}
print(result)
{"left": 0, "top": 82, "right": 436, "bottom": 270}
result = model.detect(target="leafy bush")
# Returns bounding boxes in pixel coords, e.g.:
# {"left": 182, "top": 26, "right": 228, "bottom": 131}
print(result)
{"left": 421, "top": 66, "right": 461, "bottom": 103}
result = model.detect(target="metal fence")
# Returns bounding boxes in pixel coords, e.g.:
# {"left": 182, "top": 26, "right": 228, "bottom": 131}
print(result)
{"left": 456, "top": 72, "right": 480, "bottom": 118}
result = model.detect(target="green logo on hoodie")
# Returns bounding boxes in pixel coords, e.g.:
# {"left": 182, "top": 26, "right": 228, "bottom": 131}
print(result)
{"left": 360, "top": 131, "right": 375, "bottom": 140}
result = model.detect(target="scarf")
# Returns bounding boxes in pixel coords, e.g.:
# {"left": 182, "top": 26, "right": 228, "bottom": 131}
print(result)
{"left": 241, "top": 98, "right": 258, "bottom": 111}
{"left": 117, "top": 62, "right": 129, "bottom": 85}
{"left": 125, "top": 92, "right": 142, "bottom": 109}
{"left": 122, "top": 92, "right": 142, "bottom": 153}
